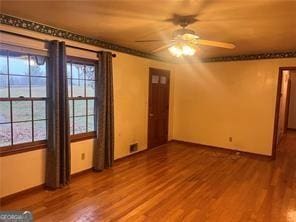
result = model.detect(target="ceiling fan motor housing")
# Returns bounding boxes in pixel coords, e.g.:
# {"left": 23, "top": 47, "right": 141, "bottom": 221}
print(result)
{"left": 173, "top": 28, "right": 196, "bottom": 39}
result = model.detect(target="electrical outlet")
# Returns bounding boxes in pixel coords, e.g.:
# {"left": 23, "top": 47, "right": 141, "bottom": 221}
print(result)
{"left": 229, "top": 137, "right": 233, "bottom": 142}
{"left": 81, "top": 153, "right": 85, "bottom": 160}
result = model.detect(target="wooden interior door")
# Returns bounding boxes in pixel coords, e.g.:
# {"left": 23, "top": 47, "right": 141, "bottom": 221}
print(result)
{"left": 148, "top": 68, "right": 170, "bottom": 148}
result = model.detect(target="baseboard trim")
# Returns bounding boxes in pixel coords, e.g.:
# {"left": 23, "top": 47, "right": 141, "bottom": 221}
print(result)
{"left": 71, "top": 168, "right": 94, "bottom": 179}
{"left": 114, "top": 148, "right": 148, "bottom": 162}
{"left": 171, "top": 139, "right": 272, "bottom": 160}
{"left": 114, "top": 142, "right": 173, "bottom": 162}
{"left": 0, "top": 184, "right": 45, "bottom": 205}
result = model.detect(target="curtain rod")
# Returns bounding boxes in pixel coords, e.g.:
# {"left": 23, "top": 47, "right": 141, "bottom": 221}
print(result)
{"left": 0, "top": 30, "right": 117, "bottom": 57}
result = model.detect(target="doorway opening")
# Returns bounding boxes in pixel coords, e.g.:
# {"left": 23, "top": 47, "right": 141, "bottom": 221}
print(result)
{"left": 272, "top": 67, "right": 296, "bottom": 159}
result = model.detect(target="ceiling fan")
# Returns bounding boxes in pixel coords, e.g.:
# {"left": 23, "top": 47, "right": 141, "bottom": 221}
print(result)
{"left": 135, "top": 14, "right": 236, "bottom": 57}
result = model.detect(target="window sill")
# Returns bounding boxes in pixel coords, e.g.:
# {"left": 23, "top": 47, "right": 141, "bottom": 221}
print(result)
{"left": 0, "top": 141, "right": 47, "bottom": 157}
{"left": 70, "top": 132, "right": 96, "bottom": 143}
{"left": 0, "top": 132, "right": 96, "bottom": 157}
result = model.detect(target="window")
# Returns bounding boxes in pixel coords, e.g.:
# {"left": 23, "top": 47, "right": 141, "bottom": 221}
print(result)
{"left": 0, "top": 50, "right": 48, "bottom": 153}
{"left": 67, "top": 59, "right": 96, "bottom": 140}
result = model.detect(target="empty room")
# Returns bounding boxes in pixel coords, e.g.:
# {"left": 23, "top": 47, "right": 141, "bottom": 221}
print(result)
{"left": 0, "top": 0, "right": 296, "bottom": 221}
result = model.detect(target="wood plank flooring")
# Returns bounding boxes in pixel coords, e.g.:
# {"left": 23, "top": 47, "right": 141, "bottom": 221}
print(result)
{"left": 1, "top": 131, "right": 296, "bottom": 222}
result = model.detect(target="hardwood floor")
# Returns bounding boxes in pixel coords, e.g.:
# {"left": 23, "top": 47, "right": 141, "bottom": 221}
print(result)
{"left": 1, "top": 131, "right": 296, "bottom": 222}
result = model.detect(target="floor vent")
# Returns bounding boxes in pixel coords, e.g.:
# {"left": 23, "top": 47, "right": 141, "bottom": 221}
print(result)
{"left": 130, "top": 143, "right": 138, "bottom": 153}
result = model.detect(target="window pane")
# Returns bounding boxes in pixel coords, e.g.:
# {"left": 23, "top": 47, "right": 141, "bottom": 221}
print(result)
{"left": 0, "top": 101, "right": 10, "bottom": 124}
{"left": 85, "top": 65, "right": 95, "bottom": 80}
{"left": 67, "top": 79, "right": 72, "bottom": 97}
{"left": 160, "top": 76, "right": 167, "bottom": 84}
{"left": 69, "top": 117, "right": 73, "bottom": 135}
{"left": 10, "top": 76, "right": 30, "bottom": 97}
{"left": 88, "top": 115, "right": 95, "bottom": 132}
{"left": 67, "top": 63, "right": 71, "bottom": 78}
{"left": 13, "top": 121, "right": 32, "bottom": 144}
{"left": 0, "top": 75, "right": 8, "bottom": 97}
{"left": 0, "top": 123, "right": 11, "bottom": 146}
{"left": 34, "top": 120, "right": 46, "bottom": 141}
{"left": 12, "top": 101, "right": 32, "bottom": 122}
{"left": 88, "top": 99, "right": 95, "bottom": 115}
{"left": 67, "top": 61, "right": 96, "bottom": 136}
{"left": 72, "top": 63, "right": 84, "bottom": 79}
{"left": 0, "top": 54, "right": 7, "bottom": 74}
{"left": 86, "top": 80, "right": 95, "bottom": 97}
{"left": 33, "top": 101, "right": 46, "bottom": 120}
{"left": 74, "top": 100, "right": 86, "bottom": 116}
{"left": 152, "top": 75, "right": 159, "bottom": 84}
{"left": 9, "top": 53, "right": 29, "bottom": 75}
{"left": 74, "top": 116, "right": 86, "bottom": 134}
{"left": 0, "top": 52, "right": 48, "bottom": 147}
{"left": 31, "top": 77, "right": 46, "bottom": 97}
{"left": 30, "top": 56, "right": 46, "bottom": 76}
{"left": 72, "top": 79, "right": 85, "bottom": 97}
{"left": 68, "top": 100, "right": 73, "bottom": 117}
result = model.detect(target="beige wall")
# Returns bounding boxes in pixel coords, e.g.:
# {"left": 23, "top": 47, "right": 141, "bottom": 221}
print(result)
{"left": 0, "top": 140, "right": 95, "bottom": 197}
{"left": 113, "top": 53, "right": 174, "bottom": 159}
{"left": 0, "top": 141, "right": 93, "bottom": 198}
{"left": 0, "top": 149, "right": 46, "bottom": 198}
{"left": 0, "top": 26, "right": 174, "bottom": 198}
{"left": 288, "top": 72, "right": 296, "bottom": 129}
{"left": 172, "top": 58, "right": 296, "bottom": 156}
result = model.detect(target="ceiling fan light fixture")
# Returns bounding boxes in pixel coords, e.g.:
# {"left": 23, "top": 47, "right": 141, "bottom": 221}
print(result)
{"left": 182, "top": 45, "right": 196, "bottom": 56}
{"left": 168, "top": 43, "right": 196, "bottom": 57}
{"left": 168, "top": 45, "right": 183, "bottom": 57}
{"left": 138, "top": 14, "right": 235, "bottom": 56}
{"left": 182, "top": 33, "right": 199, "bottom": 41}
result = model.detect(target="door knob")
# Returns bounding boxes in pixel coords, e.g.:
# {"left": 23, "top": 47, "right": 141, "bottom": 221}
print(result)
{"left": 149, "top": 113, "right": 154, "bottom": 117}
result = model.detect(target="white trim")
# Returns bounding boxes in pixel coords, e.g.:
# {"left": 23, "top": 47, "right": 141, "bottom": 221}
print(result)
{"left": 0, "top": 42, "right": 48, "bottom": 56}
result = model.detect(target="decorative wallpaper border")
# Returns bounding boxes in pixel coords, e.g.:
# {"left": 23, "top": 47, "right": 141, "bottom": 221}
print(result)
{"left": 1, "top": 13, "right": 296, "bottom": 63}
{"left": 202, "top": 51, "right": 296, "bottom": 63}
{"left": 0, "top": 13, "right": 164, "bottom": 61}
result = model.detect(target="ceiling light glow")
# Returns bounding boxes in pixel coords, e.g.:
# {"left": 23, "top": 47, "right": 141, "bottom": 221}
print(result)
{"left": 168, "top": 45, "right": 183, "bottom": 57}
{"left": 182, "top": 45, "right": 196, "bottom": 56}
{"left": 168, "top": 43, "right": 196, "bottom": 57}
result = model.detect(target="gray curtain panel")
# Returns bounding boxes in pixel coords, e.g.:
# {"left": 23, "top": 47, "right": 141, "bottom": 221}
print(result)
{"left": 46, "top": 40, "right": 71, "bottom": 188}
{"left": 94, "top": 51, "right": 114, "bottom": 171}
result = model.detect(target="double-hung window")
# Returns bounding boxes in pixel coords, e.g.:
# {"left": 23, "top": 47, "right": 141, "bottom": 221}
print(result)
{"left": 0, "top": 50, "right": 48, "bottom": 154}
{"left": 67, "top": 58, "right": 96, "bottom": 141}
{"left": 0, "top": 50, "right": 97, "bottom": 154}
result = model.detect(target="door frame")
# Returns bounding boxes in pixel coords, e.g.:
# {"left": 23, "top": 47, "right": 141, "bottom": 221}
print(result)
{"left": 272, "top": 67, "right": 296, "bottom": 159}
{"left": 147, "top": 67, "right": 170, "bottom": 149}
{"left": 284, "top": 78, "right": 292, "bottom": 134}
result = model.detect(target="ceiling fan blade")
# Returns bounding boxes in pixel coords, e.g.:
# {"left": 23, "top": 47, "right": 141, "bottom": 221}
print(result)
{"left": 135, "top": 40, "right": 163, "bottom": 43}
{"left": 194, "top": 39, "right": 236, "bottom": 49}
{"left": 135, "top": 24, "right": 174, "bottom": 41}
{"left": 152, "top": 43, "right": 174, "bottom": 53}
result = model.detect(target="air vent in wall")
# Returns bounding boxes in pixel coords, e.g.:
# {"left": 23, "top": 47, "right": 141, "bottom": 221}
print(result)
{"left": 130, "top": 143, "right": 138, "bottom": 153}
